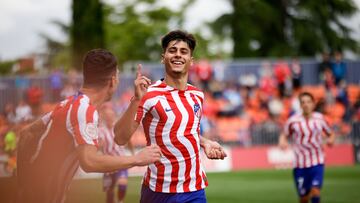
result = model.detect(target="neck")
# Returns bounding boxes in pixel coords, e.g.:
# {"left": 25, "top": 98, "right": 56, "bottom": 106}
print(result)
{"left": 164, "top": 74, "right": 188, "bottom": 90}
{"left": 303, "top": 112, "right": 312, "bottom": 119}
{"left": 80, "top": 87, "right": 107, "bottom": 107}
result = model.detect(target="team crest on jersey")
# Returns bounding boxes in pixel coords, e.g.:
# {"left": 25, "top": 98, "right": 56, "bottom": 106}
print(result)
{"left": 193, "top": 103, "right": 201, "bottom": 118}
{"left": 85, "top": 123, "right": 98, "bottom": 140}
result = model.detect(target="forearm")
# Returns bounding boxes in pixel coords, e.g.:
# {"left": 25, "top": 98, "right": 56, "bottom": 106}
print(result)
{"left": 114, "top": 99, "right": 140, "bottom": 145}
{"left": 80, "top": 153, "right": 137, "bottom": 173}
{"left": 77, "top": 145, "right": 139, "bottom": 173}
{"left": 200, "top": 136, "right": 211, "bottom": 148}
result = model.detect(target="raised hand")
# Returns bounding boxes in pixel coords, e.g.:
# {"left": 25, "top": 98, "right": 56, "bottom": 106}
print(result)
{"left": 203, "top": 140, "right": 227, "bottom": 160}
{"left": 134, "top": 145, "right": 162, "bottom": 166}
{"left": 133, "top": 64, "right": 152, "bottom": 101}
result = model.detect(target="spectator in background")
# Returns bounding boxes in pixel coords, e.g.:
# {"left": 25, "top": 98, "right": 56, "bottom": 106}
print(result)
{"left": 26, "top": 85, "right": 43, "bottom": 117}
{"left": 331, "top": 51, "right": 347, "bottom": 86}
{"left": 318, "top": 52, "right": 332, "bottom": 84}
{"left": 49, "top": 69, "right": 63, "bottom": 102}
{"left": 4, "top": 103, "right": 17, "bottom": 124}
{"left": 258, "top": 61, "right": 276, "bottom": 102}
{"left": 273, "top": 60, "right": 291, "bottom": 98}
{"left": 15, "top": 100, "right": 32, "bottom": 123}
{"left": 212, "top": 56, "right": 226, "bottom": 82}
{"left": 194, "top": 59, "right": 213, "bottom": 90}
{"left": 60, "top": 82, "right": 77, "bottom": 99}
{"left": 291, "top": 57, "right": 302, "bottom": 91}
{"left": 15, "top": 74, "right": 30, "bottom": 101}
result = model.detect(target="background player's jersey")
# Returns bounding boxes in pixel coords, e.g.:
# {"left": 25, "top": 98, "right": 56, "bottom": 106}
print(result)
{"left": 17, "top": 92, "right": 99, "bottom": 203}
{"left": 98, "top": 125, "right": 125, "bottom": 156}
{"left": 284, "top": 112, "right": 332, "bottom": 168}
{"left": 135, "top": 80, "right": 208, "bottom": 193}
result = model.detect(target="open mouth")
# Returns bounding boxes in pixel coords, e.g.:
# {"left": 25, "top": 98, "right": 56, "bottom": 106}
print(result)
{"left": 171, "top": 60, "right": 185, "bottom": 65}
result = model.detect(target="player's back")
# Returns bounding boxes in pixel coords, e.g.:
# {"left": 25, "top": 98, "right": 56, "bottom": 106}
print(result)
{"left": 16, "top": 95, "right": 88, "bottom": 203}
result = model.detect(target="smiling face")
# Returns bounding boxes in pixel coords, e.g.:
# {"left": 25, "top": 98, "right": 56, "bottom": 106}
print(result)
{"left": 162, "top": 40, "right": 193, "bottom": 78}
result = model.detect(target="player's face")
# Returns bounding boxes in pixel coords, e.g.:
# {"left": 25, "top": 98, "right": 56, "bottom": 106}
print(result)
{"left": 162, "top": 40, "right": 193, "bottom": 77}
{"left": 300, "top": 95, "right": 315, "bottom": 115}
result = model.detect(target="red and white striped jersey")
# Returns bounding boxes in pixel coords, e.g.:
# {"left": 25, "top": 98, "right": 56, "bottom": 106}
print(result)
{"left": 98, "top": 125, "right": 125, "bottom": 156}
{"left": 19, "top": 92, "right": 99, "bottom": 202}
{"left": 135, "top": 79, "right": 208, "bottom": 193}
{"left": 284, "top": 112, "right": 332, "bottom": 168}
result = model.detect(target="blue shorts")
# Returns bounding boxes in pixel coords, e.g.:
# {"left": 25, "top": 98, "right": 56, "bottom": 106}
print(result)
{"left": 103, "top": 169, "right": 128, "bottom": 191}
{"left": 293, "top": 164, "right": 324, "bottom": 197}
{"left": 140, "top": 184, "right": 207, "bottom": 203}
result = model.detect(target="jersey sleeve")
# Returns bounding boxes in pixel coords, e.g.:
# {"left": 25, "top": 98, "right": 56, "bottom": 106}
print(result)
{"left": 41, "top": 111, "right": 53, "bottom": 125}
{"left": 283, "top": 119, "right": 293, "bottom": 137}
{"left": 135, "top": 97, "right": 151, "bottom": 123}
{"left": 72, "top": 104, "right": 99, "bottom": 147}
{"left": 320, "top": 118, "right": 332, "bottom": 136}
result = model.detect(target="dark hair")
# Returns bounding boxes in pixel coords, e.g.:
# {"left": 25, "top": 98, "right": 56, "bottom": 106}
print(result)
{"left": 298, "top": 92, "right": 315, "bottom": 102}
{"left": 82, "top": 49, "right": 118, "bottom": 88}
{"left": 161, "top": 30, "right": 196, "bottom": 54}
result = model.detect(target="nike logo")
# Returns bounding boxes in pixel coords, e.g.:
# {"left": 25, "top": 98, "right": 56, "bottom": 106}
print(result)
{"left": 165, "top": 108, "right": 172, "bottom": 112}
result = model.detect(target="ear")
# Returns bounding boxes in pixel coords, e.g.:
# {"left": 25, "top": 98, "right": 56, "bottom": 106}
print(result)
{"left": 190, "top": 57, "right": 194, "bottom": 66}
{"left": 161, "top": 54, "right": 164, "bottom": 64}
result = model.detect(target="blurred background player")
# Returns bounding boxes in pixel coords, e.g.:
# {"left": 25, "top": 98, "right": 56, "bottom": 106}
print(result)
{"left": 16, "top": 49, "right": 161, "bottom": 203}
{"left": 114, "top": 30, "right": 227, "bottom": 203}
{"left": 279, "top": 92, "right": 335, "bottom": 203}
{"left": 99, "top": 104, "right": 134, "bottom": 203}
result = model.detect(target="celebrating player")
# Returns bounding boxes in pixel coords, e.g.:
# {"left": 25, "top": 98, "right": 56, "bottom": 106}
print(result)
{"left": 16, "top": 49, "right": 161, "bottom": 203}
{"left": 114, "top": 30, "right": 227, "bottom": 203}
{"left": 279, "top": 92, "right": 335, "bottom": 203}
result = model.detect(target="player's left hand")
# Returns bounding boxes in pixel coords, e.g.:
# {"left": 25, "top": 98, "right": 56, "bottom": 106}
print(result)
{"left": 327, "top": 135, "right": 335, "bottom": 147}
{"left": 203, "top": 140, "right": 227, "bottom": 160}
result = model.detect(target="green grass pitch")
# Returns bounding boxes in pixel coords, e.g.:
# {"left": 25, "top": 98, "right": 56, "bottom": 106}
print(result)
{"left": 65, "top": 166, "right": 360, "bottom": 203}
{"left": 1, "top": 166, "right": 359, "bottom": 203}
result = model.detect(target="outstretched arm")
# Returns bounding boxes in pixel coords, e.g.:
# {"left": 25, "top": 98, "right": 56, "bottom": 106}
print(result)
{"left": 77, "top": 144, "right": 161, "bottom": 173}
{"left": 200, "top": 136, "right": 227, "bottom": 160}
{"left": 278, "top": 133, "right": 289, "bottom": 150}
{"left": 114, "top": 64, "right": 151, "bottom": 145}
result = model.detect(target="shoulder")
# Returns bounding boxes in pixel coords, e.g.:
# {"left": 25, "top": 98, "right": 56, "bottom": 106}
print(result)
{"left": 312, "top": 112, "right": 324, "bottom": 119}
{"left": 187, "top": 84, "right": 204, "bottom": 98}
{"left": 287, "top": 113, "right": 302, "bottom": 123}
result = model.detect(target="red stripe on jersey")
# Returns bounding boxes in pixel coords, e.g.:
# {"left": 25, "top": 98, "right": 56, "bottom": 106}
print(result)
{"left": 70, "top": 95, "right": 86, "bottom": 145}
{"left": 153, "top": 101, "right": 180, "bottom": 193}
{"left": 136, "top": 91, "right": 164, "bottom": 123}
{"left": 144, "top": 167, "right": 151, "bottom": 187}
{"left": 202, "top": 171, "right": 208, "bottom": 187}
{"left": 185, "top": 93, "right": 203, "bottom": 190}
{"left": 191, "top": 93, "right": 205, "bottom": 188}
{"left": 305, "top": 120, "right": 319, "bottom": 165}
{"left": 165, "top": 92, "right": 192, "bottom": 192}
{"left": 142, "top": 111, "right": 153, "bottom": 146}
{"left": 154, "top": 161, "right": 165, "bottom": 192}
{"left": 153, "top": 101, "right": 168, "bottom": 192}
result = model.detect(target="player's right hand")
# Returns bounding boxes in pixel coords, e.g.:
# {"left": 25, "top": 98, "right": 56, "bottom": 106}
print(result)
{"left": 133, "top": 64, "right": 151, "bottom": 101}
{"left": 134, "top": 145, "right": 162, "bottom": 166}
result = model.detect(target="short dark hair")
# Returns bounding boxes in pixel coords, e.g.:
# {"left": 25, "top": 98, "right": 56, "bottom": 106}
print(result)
{"left": 161, "top": 30, "right": 196, "bottom": 54}
{"left": 82, "top": 49, "right": 118, "bottom": 88}
{"left": 299, "top": 92, "right": 315, "bottom": 102}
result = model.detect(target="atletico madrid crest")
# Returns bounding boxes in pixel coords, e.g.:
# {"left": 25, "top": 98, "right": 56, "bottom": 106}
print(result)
{"left": 193, "top": 103, "right": 201, "bottom": 118}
